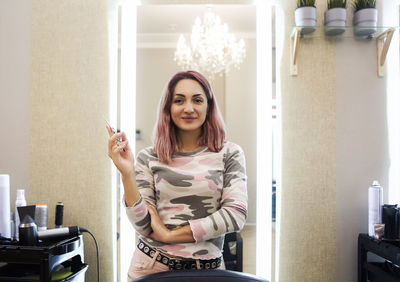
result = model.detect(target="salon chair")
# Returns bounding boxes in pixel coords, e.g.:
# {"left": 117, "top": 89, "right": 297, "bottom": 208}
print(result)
{"left": 223, "top": 232, "right": 243, "bottom": 272}
{"left": 133, "top": 269, "right": 268, "bottom": 282}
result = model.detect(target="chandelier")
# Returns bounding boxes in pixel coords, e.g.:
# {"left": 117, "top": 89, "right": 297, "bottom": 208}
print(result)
{"left": 174, "top": 9, "right": 246, "bottom": 80}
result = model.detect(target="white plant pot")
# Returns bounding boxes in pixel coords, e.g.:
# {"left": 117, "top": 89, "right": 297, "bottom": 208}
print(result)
{"left": 353, "top": 8, "right": 378, "bottom": 37}
{"left": 324, "top": 8, "right": 347, "bottom": 36}
{"left": 295, "top": 6, "right": 317, "bottom": 34}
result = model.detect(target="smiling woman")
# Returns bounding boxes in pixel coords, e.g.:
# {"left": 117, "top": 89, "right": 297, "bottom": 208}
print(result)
{"left": 108, "top": 70, "right": 248, "bottom": 280}
{"left": 116, "top": 2, "right": 273, "bottom": 281}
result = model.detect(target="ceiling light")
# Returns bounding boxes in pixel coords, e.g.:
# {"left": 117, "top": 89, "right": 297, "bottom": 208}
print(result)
{"left": 174, "top": 8, "right": 246, "bottom": 80}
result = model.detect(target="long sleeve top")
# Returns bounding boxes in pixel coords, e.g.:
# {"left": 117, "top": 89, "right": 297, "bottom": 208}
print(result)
{"left": 124, "top": 141, "right": 248, "bottom": 259}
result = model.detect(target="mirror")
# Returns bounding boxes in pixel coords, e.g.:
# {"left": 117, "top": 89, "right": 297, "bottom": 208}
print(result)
{"left": 136, "top": 3, "right": 257, "bottom": 274}
{"left": 117, "top": 2, "right": 275, "bottom": 280}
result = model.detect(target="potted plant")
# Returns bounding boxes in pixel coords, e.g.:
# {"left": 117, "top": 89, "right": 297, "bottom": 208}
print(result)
{"left": 324, "top": 0, "right": 347, "bottom": 35}
{"left": 352, "top": 0, "right": 377, "bottom": 37}
{"left": 295, "top": 0, "right": 317, "bottom": 34}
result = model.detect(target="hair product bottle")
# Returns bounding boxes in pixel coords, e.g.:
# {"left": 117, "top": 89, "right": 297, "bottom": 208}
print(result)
{"left": 368, "top": 180, "right": 383, "bottom": 237}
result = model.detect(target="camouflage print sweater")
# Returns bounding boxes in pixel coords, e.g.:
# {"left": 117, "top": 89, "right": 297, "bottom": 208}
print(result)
{"left": 124, "top": 141, "right": 248, "bottom": 260}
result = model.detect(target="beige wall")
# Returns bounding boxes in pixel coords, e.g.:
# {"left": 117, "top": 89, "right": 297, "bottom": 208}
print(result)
{"left": 279, "top": 0, "right": 337, "bottom": 281}
{"left": 30, "top": 1, "right": 113, "bottom": 281}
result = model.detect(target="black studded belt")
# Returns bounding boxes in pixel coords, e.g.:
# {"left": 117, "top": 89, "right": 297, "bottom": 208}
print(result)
{"left": 137, "top": 238, "right": 222, "bottom": 270}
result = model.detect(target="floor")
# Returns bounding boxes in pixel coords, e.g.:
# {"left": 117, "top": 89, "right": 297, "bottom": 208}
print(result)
{"left": 241, "top": 224, "right": 256, "bottom": 274}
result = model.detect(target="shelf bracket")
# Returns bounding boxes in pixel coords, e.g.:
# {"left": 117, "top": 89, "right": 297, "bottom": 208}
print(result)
{"left": 290, "top": 27, "right": 301, "bottom": 76}
{"left": 377, "top": 28, "right": 395, "bottom": 77}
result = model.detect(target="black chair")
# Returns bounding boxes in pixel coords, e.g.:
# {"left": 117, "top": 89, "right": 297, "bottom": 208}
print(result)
{"left": 223, "top": 232, "right": 243, "bottom": 272}
{"left": 133, "top": 269, "right": 268, "bottom": 282}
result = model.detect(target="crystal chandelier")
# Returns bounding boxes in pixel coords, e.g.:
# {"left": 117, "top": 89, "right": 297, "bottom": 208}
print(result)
{"left": 174, "top": 9, "right": 246, "bottom": 80}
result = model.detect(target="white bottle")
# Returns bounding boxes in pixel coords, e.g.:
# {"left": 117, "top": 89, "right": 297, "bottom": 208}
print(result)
{"left": 15, "top": 189, "right": 27, "bottom": 241}
{"left": 368, "top": 180, "right": 383, "bottom": 237}
{"left": 0, "top": 174, "right": 11, "bottom": 239}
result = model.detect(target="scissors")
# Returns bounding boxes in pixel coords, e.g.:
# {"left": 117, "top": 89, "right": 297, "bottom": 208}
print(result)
{"left": 105, "top": 119, "right": 125, "bottom": 152}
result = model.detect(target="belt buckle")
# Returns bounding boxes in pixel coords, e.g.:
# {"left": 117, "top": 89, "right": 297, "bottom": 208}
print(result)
{"left": 174, "top": 262, "right": 183, "bottom": 270}
{"left": 168, "top": 256, "right": 221, "bottom": 270}
{"left": 169, "top": 259, "right": 191, "bottom": 270}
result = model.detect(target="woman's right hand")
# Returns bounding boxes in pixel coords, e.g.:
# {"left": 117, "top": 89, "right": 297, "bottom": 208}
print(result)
{"left": 106, "top": 125, "right": 135, "bottom": 177}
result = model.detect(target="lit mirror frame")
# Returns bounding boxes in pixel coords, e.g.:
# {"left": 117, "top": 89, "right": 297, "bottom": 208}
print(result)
{"left": 118, "top": 1, "right": 273, "bottom": 280}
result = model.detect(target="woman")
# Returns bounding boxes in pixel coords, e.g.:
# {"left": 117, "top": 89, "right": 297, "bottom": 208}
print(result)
{"left": 107, "top": 70, "right": 248, "bottom": 280}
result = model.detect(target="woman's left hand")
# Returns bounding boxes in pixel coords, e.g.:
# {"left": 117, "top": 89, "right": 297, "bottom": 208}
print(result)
{"left": 147, "top": 205, "right": 172, "bottom": 243}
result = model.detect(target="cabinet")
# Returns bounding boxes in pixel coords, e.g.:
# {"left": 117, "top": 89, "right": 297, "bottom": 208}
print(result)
{"left": 290, "top": 26, "right": 398, "bottom": 77}
{"left": 0, "top": 235, "right": 87, "bottom": 282}
{"left": 358, "top": 233, "right": 400, "bottom": 282}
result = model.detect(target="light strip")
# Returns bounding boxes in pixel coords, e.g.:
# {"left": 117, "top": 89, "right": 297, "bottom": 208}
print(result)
{"left": 256, "top": 0, "right": 272, "bottom": 279}
{"left": 108, "top": 2, "right": 120, "bottom": 281}
{"left": 119, "top": 2, "right": 137, "bottom": 280}
{"left": 272, "top": 2, "right": 284, "bottom": 281}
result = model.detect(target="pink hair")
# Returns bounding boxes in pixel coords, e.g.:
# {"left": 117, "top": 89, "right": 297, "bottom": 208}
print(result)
{"left": 153, "top": 70, "right": 226, "bottom": 164}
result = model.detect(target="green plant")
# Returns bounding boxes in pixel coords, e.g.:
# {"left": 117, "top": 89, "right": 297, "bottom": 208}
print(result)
{"left": 297, "top": 0, "right": 316, "bottom": 8}
{"left": 352, "top": 0, "right": 376, "bottom": 11}
{"left": 328, "top": 0, "right": 347, "bottom": 9}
